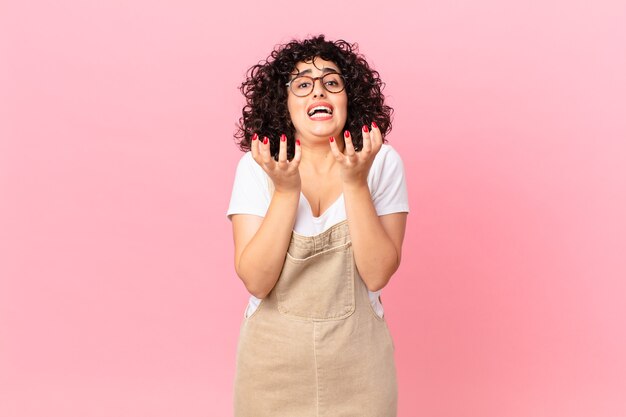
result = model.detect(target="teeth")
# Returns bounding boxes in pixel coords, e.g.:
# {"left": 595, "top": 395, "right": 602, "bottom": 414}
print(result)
{"left": 307, "top": 106, "right": 333, "bottom": 116}
{"left": 310, "top": 112, "right": 332, "bottom": 119}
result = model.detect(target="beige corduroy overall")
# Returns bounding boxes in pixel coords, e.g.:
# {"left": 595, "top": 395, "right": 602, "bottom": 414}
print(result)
{"left": 233, "top": 220, "right": 397, "bottom": 417}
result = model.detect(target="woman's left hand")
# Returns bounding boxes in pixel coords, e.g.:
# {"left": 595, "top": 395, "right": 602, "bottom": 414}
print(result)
{"left": 329, "top": 122, "right": 382, "bottom": 185}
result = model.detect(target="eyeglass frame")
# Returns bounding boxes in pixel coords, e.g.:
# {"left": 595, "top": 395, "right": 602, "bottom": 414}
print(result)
{"left": 285, "top": 72, "right": 346, "bottom": 97}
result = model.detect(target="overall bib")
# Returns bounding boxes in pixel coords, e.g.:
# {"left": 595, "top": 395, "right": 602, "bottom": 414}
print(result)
{"left": 234, "top": 220, "right": 397, "bottom": 417}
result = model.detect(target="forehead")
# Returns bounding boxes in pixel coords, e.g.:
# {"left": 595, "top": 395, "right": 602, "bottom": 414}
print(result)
{"left": 292, "top": 57, "right": 340, "bottom": 75}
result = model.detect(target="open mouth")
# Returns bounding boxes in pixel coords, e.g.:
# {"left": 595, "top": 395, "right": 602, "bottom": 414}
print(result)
{"left": 307, "top": 104, "right": 334, "bottom": 119}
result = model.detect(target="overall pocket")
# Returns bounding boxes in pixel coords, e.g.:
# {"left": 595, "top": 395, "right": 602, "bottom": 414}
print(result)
{"left": 276, "top": 241, "right": 355, "bottom": 321}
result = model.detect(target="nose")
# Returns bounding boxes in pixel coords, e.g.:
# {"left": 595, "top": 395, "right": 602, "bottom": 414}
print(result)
{"left": 312, "top": 78, "right": 326, "bottom": 98}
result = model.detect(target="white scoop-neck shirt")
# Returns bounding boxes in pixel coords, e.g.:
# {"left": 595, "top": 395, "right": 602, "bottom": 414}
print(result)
{"left": 227, "top": 144, "right": 409, "bottom": 318}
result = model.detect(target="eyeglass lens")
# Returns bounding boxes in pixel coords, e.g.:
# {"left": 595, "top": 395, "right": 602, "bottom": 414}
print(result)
{"left": 289, "top": 73, "right": 344, "bottom": 97}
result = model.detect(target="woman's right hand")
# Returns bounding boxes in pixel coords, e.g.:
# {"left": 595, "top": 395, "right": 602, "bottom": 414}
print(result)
{"left": 251, "top": 133, "right": 302, "bottom": 193}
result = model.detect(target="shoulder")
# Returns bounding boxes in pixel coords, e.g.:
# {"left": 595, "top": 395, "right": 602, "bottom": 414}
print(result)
{"left": 231, "top": 151, "right": 270, "bottom": 197}
{"left": 379, "top": 143, "right": 402, "bottom": 159}
{"left": 370, "top": 144, "right": 405, "bottom": 176}
{"left": 236, "top": 151, "right": 257, "bottom": 169}
{"left": 368, "top": 143, "right": 410, "bottom": 213}
{"left": 234, "top": 152, "right": 266, "bottom": 179}
{"left": 227, "top": 152, "right": 271, "bottom": 218}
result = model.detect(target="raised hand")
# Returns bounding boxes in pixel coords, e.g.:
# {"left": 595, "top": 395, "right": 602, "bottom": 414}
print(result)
{"left": 329, "top": 122, "right": 382, "bottom": 185}
{"left": 250, "top": 133, "right": 302, "bottom": 193}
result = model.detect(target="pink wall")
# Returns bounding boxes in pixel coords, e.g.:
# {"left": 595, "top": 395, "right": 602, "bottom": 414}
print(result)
{"left": 1, "top": 0, "right": 625, "bottom": 416}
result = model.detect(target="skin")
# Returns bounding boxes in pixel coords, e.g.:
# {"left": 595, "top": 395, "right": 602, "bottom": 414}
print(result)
{"left": 231, "top": 57, "right": 407, "bottom": 299}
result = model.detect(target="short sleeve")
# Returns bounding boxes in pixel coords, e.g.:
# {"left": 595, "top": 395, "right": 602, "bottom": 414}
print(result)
{"left": 226, "top": 152, "right": 271, "bottom": 220}
{"left": 368, "top": 145, "right": 410, "bottom": 216}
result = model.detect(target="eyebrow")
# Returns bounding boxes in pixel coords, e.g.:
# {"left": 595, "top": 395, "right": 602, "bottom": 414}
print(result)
{"left": 295, "top": 67, "right": 340, "bottom": 76}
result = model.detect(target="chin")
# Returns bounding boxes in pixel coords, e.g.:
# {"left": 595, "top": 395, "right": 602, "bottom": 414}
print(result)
{"left": 313, "top": 131, "right": 337, "bottom": 139}
{"left": 310, "top": 124, "right": 341, "bottom": 136}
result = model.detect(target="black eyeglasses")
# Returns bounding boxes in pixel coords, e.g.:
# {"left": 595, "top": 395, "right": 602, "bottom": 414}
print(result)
{"left": 285, "top": 73, "right": 346, "bottom": 97}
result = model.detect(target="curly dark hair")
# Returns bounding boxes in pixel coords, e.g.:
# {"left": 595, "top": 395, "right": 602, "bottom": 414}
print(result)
{"left": 234, "top": 34, "right": 393, "bottom": 159}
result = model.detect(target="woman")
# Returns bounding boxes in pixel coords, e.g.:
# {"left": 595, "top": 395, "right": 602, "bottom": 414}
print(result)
{"left": 227, "top": 35, "right": 409, "bottom": 416}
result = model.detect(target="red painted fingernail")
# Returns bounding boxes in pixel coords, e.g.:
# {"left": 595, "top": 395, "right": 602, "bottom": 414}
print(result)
{"left": 344, "top": 130, "right": 350, "bottom": 138}
{"left": 329, "top": 136, "right": 335, "bottom": 142}
{"left": 372, "top": 121, "right": 378, "bottom": 129}
{"left": 252, "top": 133, "right": 258, "bottom": 141}
{"left": 296, "top": 139, "right": 300, "bottom": 146}
{"left": 263, "top": 136, "right": 268, "bottom": 145}
{"left": 280, "top": 134, "right": 286, "bottom": 142}
{"left": 362, "top": 125, "right": 369, "bottom": 133}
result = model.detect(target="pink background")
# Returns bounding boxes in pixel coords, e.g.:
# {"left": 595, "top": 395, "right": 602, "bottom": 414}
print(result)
{"left": 1, "top": 0, "right": 625, "bottom": 416}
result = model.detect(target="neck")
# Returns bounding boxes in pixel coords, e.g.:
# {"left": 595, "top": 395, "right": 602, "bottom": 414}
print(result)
{"left": 298, "top": 133, "right": 345, "bottom": 173}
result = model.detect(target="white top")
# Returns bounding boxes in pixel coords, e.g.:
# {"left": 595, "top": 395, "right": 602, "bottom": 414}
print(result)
{"left": 227, "top": 144, "right": 410, "bottom": 318}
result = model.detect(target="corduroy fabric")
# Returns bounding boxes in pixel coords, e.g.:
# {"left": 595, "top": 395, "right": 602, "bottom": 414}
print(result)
{"left": 233, "top": 220, "right": 397, "bottom": 417}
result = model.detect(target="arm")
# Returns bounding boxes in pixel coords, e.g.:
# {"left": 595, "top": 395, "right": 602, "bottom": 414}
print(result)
{"left": 343, "top": 184, "right": 407, "bottom": 291}
{"left": 231, "top": 134, "right": 302, "bottom": 299}
{"left": 330, "top": 126, "right": 408, "bottom": 291}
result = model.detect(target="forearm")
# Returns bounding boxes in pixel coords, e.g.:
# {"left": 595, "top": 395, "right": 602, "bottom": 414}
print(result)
{"left": 343, "top": 181, "right": 400, "bottom": 291}
{"left": 237, "top": 190, "right": 299, "bottom": 298}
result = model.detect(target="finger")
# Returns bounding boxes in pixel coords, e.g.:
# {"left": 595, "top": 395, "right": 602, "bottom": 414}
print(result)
{"left": 361, "top": 126, "right": 372, "bottom": 153}
{"left": 370, "top": 121, "right": 383, "bottom": 151}
{"left": 278, "top": 134, "right": 288, "bottom": 164}
{"left": 292, "top": 138, "right": 302, "bottom": 166}
{"left": 343, "top": 130, "right": 356, "bottom": 157}
{"left": 361, "top": 124, "right": 373, "bottom": 153}
{"left": 260, "top": 136, "right": 273, "bottom": 165}
{"left": 250, "top": 132, "right": 259, "bottom": 160}
{"left": 329, "top": 136, "right": 345, "bottom": 163}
